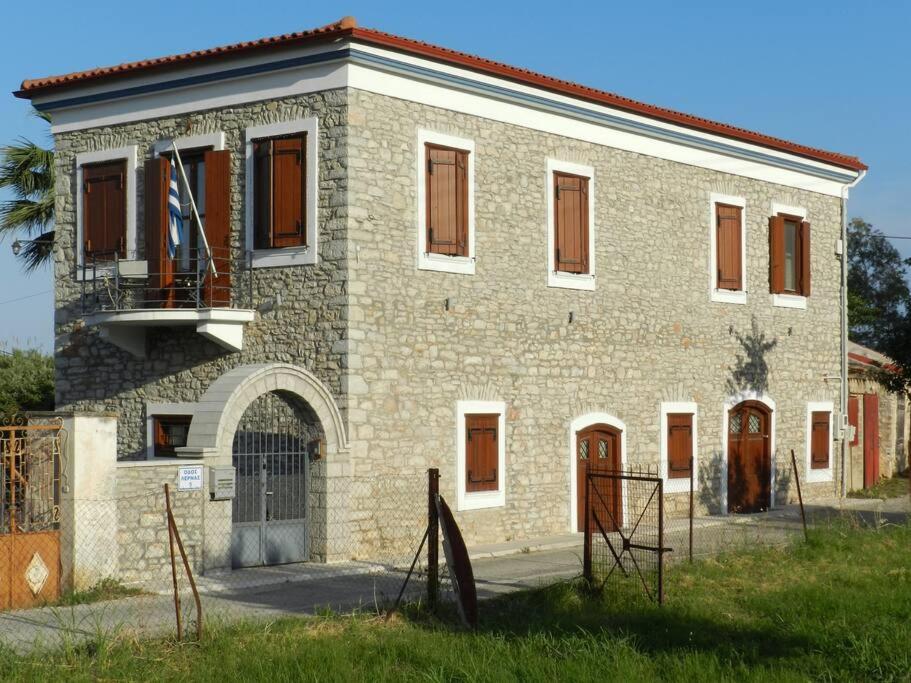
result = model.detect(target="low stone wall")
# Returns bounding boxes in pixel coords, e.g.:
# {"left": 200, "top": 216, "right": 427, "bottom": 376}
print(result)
{"left": 114, "top": 461, "right": 207, "bottom": 590}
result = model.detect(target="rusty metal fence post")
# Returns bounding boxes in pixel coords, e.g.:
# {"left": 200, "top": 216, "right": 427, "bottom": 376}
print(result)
{"left": 790, "top": 449, "right": 809, "bottom": 542}
{"left": 164, "top": 484, "right": 203, "bottom": 641}
{"left": 582, "top": 462, "right": 592, "bottom": 584}
{"left": 658, "top": 477, "right": 665, "bottom": 605}
{"left": 427, "top": 467, "right": 440, "bottom": 610}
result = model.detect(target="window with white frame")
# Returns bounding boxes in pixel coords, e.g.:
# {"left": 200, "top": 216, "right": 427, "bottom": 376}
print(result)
{"left": 416, "top": 130, "right": 475, "bottom": 275}
{"left": 76, "top": 146, "right": 138, "bottom": 270}
{"left": 660, "top": 402, "right": 697, "bottom": 493}
{"left": 456, "top": 400, "right": 506, "bottom": 510}
{"left": 805, "top": 401, "right": 834, "bottom": 483}
{"left": 709, "top": 193, "right": 746, "bottom": 304}
{"left": 769, "top": 202, "right": 809, "bottom": 310}
{"left": 245, "top": 118, "right": 318, "bottom": 268}
{"left": 546, "top": 159, "right": 595, "bottom": 291}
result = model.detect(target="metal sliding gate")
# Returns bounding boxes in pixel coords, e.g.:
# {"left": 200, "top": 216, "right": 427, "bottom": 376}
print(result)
{"left": 231, "top": 392, "right": 312, "bottom": 568}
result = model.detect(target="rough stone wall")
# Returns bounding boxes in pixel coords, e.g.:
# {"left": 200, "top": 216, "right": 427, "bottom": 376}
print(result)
{"left": 114, "top": 463, "right": 205, "bottom": 588}
{"left": 52, "top": 91, "right": 350, "bottom": 460}
{"left": 345, "top": 88, "right": 844, "bottom": 545}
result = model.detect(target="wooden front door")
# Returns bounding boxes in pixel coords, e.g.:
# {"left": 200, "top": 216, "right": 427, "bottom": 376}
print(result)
{"left": 863, "top": 393, "right": 880, "bottom": 488}
{"left": 576, "top": 425, "right": 622, "bottom": 532}
{"left": 727, "top": 402, "right": 771, "bottom": 514}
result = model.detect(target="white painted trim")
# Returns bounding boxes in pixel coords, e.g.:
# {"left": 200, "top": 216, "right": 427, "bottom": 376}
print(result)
{"left": 805, "top": 401, "right": 835, "bottom": 483}
{"left": 347, "top": 58, "right": 856, "bottom": 197}
{"left": 40, "top": 42, "right": 860, "bottom": 196}
{"left": 771, "top": 202, "right": 807, "bottom": 220}
{"left": 568, "top": 412, "right": 627, "bottom": 533}
{"left": 708, "top": 193, "right": 747, "bottom": 305}
{"left": 152, "top": 131, "right": 225, "bottom": 156}
{"left": 720, "top": 392, "right": 777, "bottom": 513}
{"left": 456, "top": 400, "right": 507, "bottom": 511}
{"left": 771, "top": 293, "right": 808, "bottom": 310}
{"left": 546, "top": 158, "right": 596, "bottom": 291}
{"left": 659, "top": 401, "right": 698, "bottom": 494}
{"left": 75, "top": 145, "right": 138, "bottom": 269}
{"left": 145, "top": 402, "right": 197, "bottom": 460}
{"left": 416, "top": 129, "right": 476, "bottom": 275}
{"left": 244, "top": 117, "right": 319, "bottom": 267}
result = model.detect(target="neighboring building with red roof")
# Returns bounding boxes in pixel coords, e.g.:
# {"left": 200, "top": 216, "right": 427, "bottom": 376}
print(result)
{"left": 14, "top": 17, "right": 868, "bottom": 579}
{"left": 847, "top": 341, "right": 908, "bottom": 490}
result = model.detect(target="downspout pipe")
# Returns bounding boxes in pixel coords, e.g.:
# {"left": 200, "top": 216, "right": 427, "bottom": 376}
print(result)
{"left": 840, "top": 169, "right": 867, "bottom": 497}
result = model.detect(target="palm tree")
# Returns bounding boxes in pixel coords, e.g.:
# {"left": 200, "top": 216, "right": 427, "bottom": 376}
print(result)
{"left": 0, "top": 109, "right": 54, "bottom": 272}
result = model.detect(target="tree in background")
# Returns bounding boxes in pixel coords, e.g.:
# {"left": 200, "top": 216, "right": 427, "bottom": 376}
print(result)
{"left": 0, "top": 349, "right": 54, "bottom": 418}
{"left": 847, "top": 217, "right": 911, "bottom": 392}
{"left": 0, "top": 109, "right": 54, "bottom": 271}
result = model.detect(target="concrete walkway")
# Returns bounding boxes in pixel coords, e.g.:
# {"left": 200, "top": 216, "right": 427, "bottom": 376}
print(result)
{"left": 1, "top": 495, "right": 906, "bottom": 653}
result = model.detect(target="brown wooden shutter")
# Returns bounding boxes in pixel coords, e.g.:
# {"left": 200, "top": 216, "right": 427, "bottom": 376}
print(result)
{"left": 253, "top": 140, "right": 273, "bottom": 249}
{"left": 667, "top": 413, "right": 693, "bottom": 478}
{"left": 769, "top": 215, "right": 785, "bottom": 294}
{"left": 810, "top": 411, "right": 830, "bottom": 469}
{"left": 554, "top": 172, "right": 589, "bottom": 273}
{"left": 203, "top": 150, "right": 232, "bottom": 307}
{"left": 144, "top": 157, "right": 175, "bottom": 308}
{"left": 799, "top": 220, "right": 811, "bottom": 296}
{"left": 716, "top": 204, "right": 742, "bottom": 290}
{"left": 848, "top": 395, "right": 859, "bottom": 446}
{"left": 271, "top": 134, "right": 306, "bottom": 248}
{"left": 426, "top": 144, "right": 468, "bottom": 257}
{"left": 465, "top": 413, "right": 498, "bottom": 493}
{"left": 83, "top": 160, "right": 127, "bottom": 260}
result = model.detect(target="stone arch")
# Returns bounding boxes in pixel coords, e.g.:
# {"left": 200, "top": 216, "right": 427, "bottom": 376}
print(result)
{"left": 185, "top": 363, "right": 349, "bottom": 461}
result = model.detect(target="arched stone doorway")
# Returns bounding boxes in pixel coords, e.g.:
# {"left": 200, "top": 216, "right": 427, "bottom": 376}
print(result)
{"left": 180, "top": 363, "right": 350, "bottom": 571}
{"left": 231, "top": 391, "right": 325, "bottom": 568}
{"left": 727, "top": 400, "right": 772, "bottom": 513}
{"left": 576, "top": 424, "right": 623, "bottom": 532}
{"left": 569, "top": 413, "right": 627, "bottom": 533}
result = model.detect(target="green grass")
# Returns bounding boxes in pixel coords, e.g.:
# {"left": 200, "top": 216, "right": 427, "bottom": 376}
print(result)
{"left": 53, "top": 578, "right": 144, "bottom": 607}
{"left": 848, "top": 470, "right": 910, "bottom": 499}
{"left": 2, "top": 520, "right": 910, "bottom": 682}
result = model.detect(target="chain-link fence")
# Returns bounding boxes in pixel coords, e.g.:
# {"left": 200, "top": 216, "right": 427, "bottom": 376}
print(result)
{"left": 0, "top": 469, "right": 452, "bottom": 653}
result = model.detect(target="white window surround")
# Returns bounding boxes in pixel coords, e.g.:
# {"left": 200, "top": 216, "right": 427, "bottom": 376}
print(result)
{"left": 720, "top": 391, "right": 777, "bottom": 513}
{"left": 805, "top": 401, "right": 835, "bottom": 484}
{"left": 546, "top": 159, "right": 596, "bottom": 291}
{"left": 145, "top": 402, "right": 196, "bottom": 460}
{"left": 244, "top": 117, "right": 319, "bottom": 268}
{"left": 770, "top": 201, "right": 808, "bottom": 310}
{"left": 416, "top": 129, "right": 476, "bottom": 275}
{"left": 659, "top": 402, "right": 698, "bottom": 494}
{"left": 568, "top": 412, "right": 627, "bottom": 533}
{"left": 152, "top": 131, "right": 226, "bottom": 156}
{"left": 75, "top": 145, "right": 139, "bottom": 272}
{"left": 708, "top": 193, "right": 747, "bottom": 305}
{"left": 456, "top": 400, "right": 507, "bottom": 511}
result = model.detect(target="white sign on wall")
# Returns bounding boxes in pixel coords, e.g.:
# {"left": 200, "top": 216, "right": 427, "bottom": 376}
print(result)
{"left": 177, "top": 465, "right": 204, "bottom": 491}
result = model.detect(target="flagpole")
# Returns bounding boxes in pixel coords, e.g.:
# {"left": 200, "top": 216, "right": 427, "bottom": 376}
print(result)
{"left": 170, "top": 140, "right": 217, "bottom": 278}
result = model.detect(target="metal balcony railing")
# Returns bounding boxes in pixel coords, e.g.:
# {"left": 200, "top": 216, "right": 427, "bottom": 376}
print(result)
{"left": 81, "top": 247, "right": 254, "bottom": 315}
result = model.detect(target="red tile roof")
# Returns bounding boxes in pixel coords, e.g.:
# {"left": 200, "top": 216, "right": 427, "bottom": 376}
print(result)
{"left": 16, "top": 17, "right": 866, "bottom": 172}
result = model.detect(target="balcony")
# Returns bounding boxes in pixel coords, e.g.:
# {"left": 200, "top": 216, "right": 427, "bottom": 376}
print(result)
{"left": 80, "top": 248, "right": 255, "bottom": 357}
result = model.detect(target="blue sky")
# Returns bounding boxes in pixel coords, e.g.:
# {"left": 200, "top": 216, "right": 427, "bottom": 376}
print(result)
{"left": 1, "top": 0, "right": 908, "bottom": 352}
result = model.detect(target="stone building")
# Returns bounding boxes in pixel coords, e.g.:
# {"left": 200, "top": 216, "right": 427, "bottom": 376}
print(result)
{"left": 15, "top": 17, "right": 867, "bottom": 574}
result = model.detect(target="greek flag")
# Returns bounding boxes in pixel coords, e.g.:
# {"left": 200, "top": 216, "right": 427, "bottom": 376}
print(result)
{"left": 167, "top": 164, "right": 184, "bottom": 259}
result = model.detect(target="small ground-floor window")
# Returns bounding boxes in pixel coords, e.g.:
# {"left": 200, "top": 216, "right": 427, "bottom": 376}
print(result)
{"left": 456, "top": 400, "right": 506, "bottom": 511}
{"left": 660, "top": 402, "right": 697, "bottom": 493}
{"left": 152, "top": 415, "right": 191, "bottom": 458}
{"left": 805, "top": 401, "right": 834, "bottom": 483}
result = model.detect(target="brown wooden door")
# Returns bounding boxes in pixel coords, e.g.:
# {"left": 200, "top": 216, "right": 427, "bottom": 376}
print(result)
{"left": 863, "top": 393, "right": 880, "bottom": 488}
{"left": 727, "top": 401, "right": 771, "bottom": 513}
{"left": 576, "top": 425, "right": 622, "bottom": 532}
